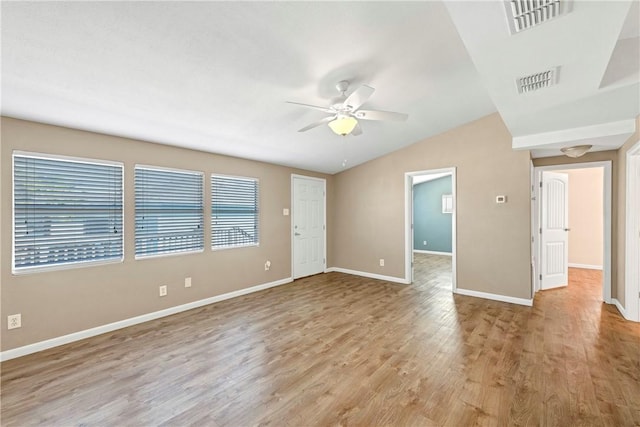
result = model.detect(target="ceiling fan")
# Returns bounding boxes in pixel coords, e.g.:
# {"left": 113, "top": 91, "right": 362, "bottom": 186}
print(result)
{"left": 287, "top": 80, "right": 408, "bottom": 136}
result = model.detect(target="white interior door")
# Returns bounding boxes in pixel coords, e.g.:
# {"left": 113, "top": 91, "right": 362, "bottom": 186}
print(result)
{"left": 541, "top": 171, "right": 569, "bottom": 290}
{"left": 292, "top": 176, "right": 325, "bottom": 279}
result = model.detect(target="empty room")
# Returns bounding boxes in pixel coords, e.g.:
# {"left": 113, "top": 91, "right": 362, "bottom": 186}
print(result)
{"left": 1, "top": 1, "right": 639, "bottom": 426}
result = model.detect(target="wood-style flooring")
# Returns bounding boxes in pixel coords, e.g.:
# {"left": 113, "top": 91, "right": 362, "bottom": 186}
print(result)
{"left": 1, "top": 255, "right": 639, "bottom": 426}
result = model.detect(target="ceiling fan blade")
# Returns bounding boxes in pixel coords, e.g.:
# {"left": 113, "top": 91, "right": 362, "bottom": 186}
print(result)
{"left": 286, "top": 101, "right": 333, "bottom": 113}
{"left": 344, "top": 85, "right": 375, "bottom": 111}
{"left": 355, "top": 109, "right": 408, "bottom": 122}
{"left": 297, "top": 116, "right": 335, "bottom": 132}
{"left": 351, "top": 122, "right": 363, "bottom": 136}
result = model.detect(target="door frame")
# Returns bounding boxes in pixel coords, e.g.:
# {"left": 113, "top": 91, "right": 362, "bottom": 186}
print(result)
{"left": 625, "top": 140, "right": 640, "bottom": 322}
{"left": 404, "top": 167, "right": 457, "bottom": 290}
{"left": 291, "top": 174, "right": 327, "bottom": 279}
{"left": 532, "top": 161, "right": 612, "bottom": 303}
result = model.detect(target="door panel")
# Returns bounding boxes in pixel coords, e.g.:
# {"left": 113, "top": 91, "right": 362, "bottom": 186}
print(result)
{"left": 293, "top": 177, "right": 325, "bottom": 279}
{"left": 541, "top": 171, "right": 569, "bottom": 290}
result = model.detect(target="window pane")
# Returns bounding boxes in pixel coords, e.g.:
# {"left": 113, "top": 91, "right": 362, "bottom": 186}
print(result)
{"left": 211, "top": 175, "right": 259, "bottom": 248}
{"left": 13, "top": 153, "right": 123, "bottom": 272}
{"left": 135, "top": 166, "right": 204, "bottom": 257}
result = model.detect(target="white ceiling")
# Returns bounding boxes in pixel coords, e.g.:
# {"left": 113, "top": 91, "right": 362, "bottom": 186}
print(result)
{"left": 2, "top": 1, "right": 638, "bottom": 174}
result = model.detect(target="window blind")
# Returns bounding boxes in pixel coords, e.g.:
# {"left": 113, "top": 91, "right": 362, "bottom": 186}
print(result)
{"left": 13, "top": 153, "right": 123, "bottom": 272}
{"left": 211, "top": 175, "right": 259, "bottom": 249}
{"left": 135, "top": 166, "right": 204, "bottom": 257}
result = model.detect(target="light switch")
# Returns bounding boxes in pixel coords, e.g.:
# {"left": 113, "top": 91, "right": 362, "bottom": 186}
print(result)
{"left": 283, "top": 208, "right": 289, "bottom": 216}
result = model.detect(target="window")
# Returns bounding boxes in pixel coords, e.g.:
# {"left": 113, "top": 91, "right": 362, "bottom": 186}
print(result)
{"left": 211, "top": 175, "right": 259, "bottom": 249}
{"left": 135, "top": 166, "right": 203, "bottom": 258}
{"left": 442, "top": 194, "right": 454, "bottom": 214}
{"left": 13, "top": 152, "right": 123, "bottom": 273}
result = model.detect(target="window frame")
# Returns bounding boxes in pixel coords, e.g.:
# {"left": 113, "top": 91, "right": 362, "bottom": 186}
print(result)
{"left": 442, "top": 194, "right": 454, "bottom": 214}
{"left": 134, "top": 164, "right": 205, "bottom": 260}
{"left": 12, "top": 150, "right": 124, "bottom": 274}
{"left": 211, "top": 173, "right": 260, "bottom": 251}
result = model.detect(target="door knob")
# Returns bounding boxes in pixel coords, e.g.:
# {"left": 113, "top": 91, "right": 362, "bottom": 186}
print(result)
{"left": 564, "top": 228, "right": 571, "bottom": 231}
{"left": 294, "top": 232, "right": 301, "bottom": 236}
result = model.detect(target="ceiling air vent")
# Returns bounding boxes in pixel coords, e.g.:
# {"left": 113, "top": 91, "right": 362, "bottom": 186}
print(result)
{"left": 505, "top": 0, "right": 565, "bottom": 34}
{"left": 516, "top": 67, "right": 559, "bottom": 93}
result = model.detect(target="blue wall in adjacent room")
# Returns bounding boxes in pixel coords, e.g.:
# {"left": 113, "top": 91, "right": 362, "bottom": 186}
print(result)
{"left": 413, "top": 175, "right": 452, "bottom": 253}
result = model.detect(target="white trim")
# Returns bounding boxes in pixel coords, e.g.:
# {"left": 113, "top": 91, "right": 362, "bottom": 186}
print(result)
{"left": 326, "top": 267, "right": 410, "bottom": 285}
{"left": 625, "top": 139, "right": 640, "bottom": 321}
{"left": 568, "top": 263, "right": 603, "bottom": 270}
{"left": 454, "top": 288, "right": 533, "bottom": 307}
{"left": 413, "top": 250, "right": 452, "bottom": 256}
{"left": 12, "top": 149, "right": 124, "bottom": 167}
{"left": 530, "top": 160, "right": 538, "bottom": 294}
{"left": 0, "top": 277, "right": 293, "bottom": 362}
{"left": 291, "top": 174, "right": 327, "bottom": 280}
{"left": 613, "top": 299, "right": 627, "bottom": 319}
{"left": 135, "top": 163, "right": 204, "bottom": 176}
{"left": 405, "top": 168, "right": 457, "bottom": 290}
{"left": 532, "top": 161, "right": 612, "bottom": 304}
{"left": 512, "top": 119, "right": 636, "bottom": 150}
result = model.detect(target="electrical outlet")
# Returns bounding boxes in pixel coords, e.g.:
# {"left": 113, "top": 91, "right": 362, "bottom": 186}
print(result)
{"left": 423, "top": 240, "right": 427, "bottom": 246}
{"left": 185, "top": 277, "right": 192, "bottom": 288}
{"left": 8, "top": 314, "right": 21, "bottom": 330}
{"left": 159, "top": 285, "right": 168, "bottom": 297}
{"left": 265, "top": 260, "right": 271, "bottom": 271}
{"left": 379, "top": 259, "right": 385, "bottom": 267}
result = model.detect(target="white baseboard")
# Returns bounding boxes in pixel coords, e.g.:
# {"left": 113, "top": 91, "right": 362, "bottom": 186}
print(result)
{"left": 413, "top": 250, "right": 452, "bottom": 256}
{"left": 0, "top": 277, "right": 293, "bottom": 362}
{"left": 326, "top": 267, "right": 410, "bottom": 284}
{"left": 454, "top": 288, "right": 533, "bottom": 307}
{"left": 568, "top": 263, "right": 603, "bottom": 270}
{"left": 613, "top": 298, "right": 627, "bottom": 318}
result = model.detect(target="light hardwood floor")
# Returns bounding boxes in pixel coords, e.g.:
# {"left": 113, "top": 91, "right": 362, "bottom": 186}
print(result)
{"left": 1, "top": 254, "right": 639, "bottom": 426}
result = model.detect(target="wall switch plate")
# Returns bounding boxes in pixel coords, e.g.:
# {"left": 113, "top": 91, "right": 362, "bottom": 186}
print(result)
{"left": 265, "top": 260, "right": 271, "bottom": 271}
{"left": 8, "top": 314, "right": 21, "bottom": 330}
{"left": 185, "top": 277, "right": 192, "bottom": 288}
{"left": 379, "top": 259, "right": 385, "bottom": 267}
{"left": 159, "top": 285, "right": 168, "bottom": 297}
{"left": 423, "top": 240, "right": 427, "bottom": 245}
{"left": 283, "top": 208, "right": 289, "bottom": 216}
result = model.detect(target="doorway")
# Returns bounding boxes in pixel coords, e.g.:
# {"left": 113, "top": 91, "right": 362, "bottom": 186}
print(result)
{"left": 291, "top": 174, "right": 326, "bottom": 279}
{"left": 405, "top": 168, "right": 456, "bottom": 290}
{"left": 625, "top": 140, "right": 640, "bottom": 321}
{"left": 532, "top": 161, "right": 612, "bottom": 303}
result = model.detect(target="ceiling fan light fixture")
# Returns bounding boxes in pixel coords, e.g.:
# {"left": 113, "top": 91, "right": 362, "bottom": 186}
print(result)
{"left": 560, "top": 144, "right": 592, "bottom": 158}
{"left": 328, "top": 116, "right": 358, "bottom": 136}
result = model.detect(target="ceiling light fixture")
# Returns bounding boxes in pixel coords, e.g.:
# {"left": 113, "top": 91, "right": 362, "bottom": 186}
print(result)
{"left": 560, "top": 144, "right": 592, "bottom": 158}
{"left": 328, "top": 116, "right": 358, "bottom": 136}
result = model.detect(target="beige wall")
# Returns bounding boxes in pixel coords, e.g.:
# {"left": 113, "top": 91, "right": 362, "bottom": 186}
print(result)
{"left": 1, "top": 117, "right": 332, "bottom": 351}
{"left": 616, "top": 116, "right": 640, "bottom": 307}
{"left": 331, "top": 113, "right": 532, "bottom": 300}
{"left": 556, "top": 168, "right": 604, "bottom": 267}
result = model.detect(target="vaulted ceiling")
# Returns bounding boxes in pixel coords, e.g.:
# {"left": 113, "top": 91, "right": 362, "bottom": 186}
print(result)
{"left": 2, "top": 1, "right": 638, "bottom": 174}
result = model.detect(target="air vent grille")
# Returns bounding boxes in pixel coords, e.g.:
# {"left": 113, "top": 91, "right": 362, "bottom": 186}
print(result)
{"left": 517, "top": 68, "right": 558, "bottom": 93}
{"left": 507, "top": 0, "right": 562, "bottom": 33}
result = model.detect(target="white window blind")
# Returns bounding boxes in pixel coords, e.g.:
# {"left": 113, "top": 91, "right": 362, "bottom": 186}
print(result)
{"left": 13, "top": 152, "right": 123, "bottom": 273}
{"left": 211, "top": 175, "right": 259, "bottom": 249}
{"left": 135, "top": 166, "right": 204, "bottom": 258}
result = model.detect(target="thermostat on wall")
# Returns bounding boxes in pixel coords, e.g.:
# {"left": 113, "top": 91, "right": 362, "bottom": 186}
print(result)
{"left": 496, "top": 195, "right": 507, "bottom": 204}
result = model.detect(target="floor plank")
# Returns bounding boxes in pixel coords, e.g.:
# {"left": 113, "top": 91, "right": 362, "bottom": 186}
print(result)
{"left": 1, "top": 257, "right": 639, "bottom": 426}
